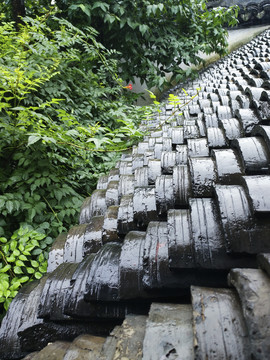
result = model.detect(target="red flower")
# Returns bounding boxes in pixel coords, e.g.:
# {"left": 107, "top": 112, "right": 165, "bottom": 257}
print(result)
{"left": 123, "top": 83, "right": 133, "bottom": 90}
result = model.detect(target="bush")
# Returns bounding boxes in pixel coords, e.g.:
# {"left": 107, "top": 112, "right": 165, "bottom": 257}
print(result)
{"left": 0, "top": 226, "right": 49, "bottom": 313}
{"left": 0, "top": 12, "right": 146, "bottom": 317}
{"left": 0, "top": 12, "right": 143, "bottom": 234}
{"left": 54, "top": 0, "right": 239, "bottom": 89}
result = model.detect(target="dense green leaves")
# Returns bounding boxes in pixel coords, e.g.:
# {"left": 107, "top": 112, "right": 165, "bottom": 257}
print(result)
{"left": 54, "top": 0, "right": 238, "bottom": 89}
{"left": 0, "top": 12, "right": 144, "bottom": 238}
{"left": 1, "top": 1, "right": 239, "bottom": 89}
{"left": 0, "top": 12, "right": 145, "bottom": 319}
{"left": 0, "top": 226, "right": 48, "bottom": 312}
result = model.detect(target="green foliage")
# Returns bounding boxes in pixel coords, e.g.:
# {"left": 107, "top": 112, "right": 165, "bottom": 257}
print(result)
{"left": 0, "top": 12, "right": 145, "bottom": 319}
{"left": 0, "top": 0, "right": 52, "bottom": 21}
{"left": 1, "top": 1, "right": 239, "bottom": 89}
{"left": 0, "top": 226, "right": 50, "bottom": 314}
{"left": 54, "top": 0, "right": 239, "bottom": 89}
{"left": 0, "top": 12, "right": 143, "bottom": 238}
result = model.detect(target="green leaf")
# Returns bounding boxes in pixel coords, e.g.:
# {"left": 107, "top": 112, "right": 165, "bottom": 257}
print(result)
{"left": 13, "top": 249, "right": 20, "bottom": 257}
{"left": 19, "top": 276, "right": 30, "bottom": 283}
{"left": 27, "top": 135, "right": 41, "bottom": 146}
{"left": 4, "top": 290, "right": 11, "bottom": 299}
{"left": 30, "top": 260, "right": 39, "bottom": 268}
{"left": 32, "top": 248, "right": 42, "bottom": 256}
{"left": 126, "top": 19, "right": 138, "bottom": 30}
{"left": 92, "top": 1, "right": 110, "bottom": 12}
{"left": 14, "top": 266, "right": 23, "bottom": 274}
{"left": 34, "top": 233, "right": 46, "bottom": 241}
{"left": 24, "top": 245, "right": 35, "bottom": 252}
{"left": 10, "top": 240, "right": 17, "bottom": 251}
{"left": 39, "top": 262, "right": 47, "bottom": 273}
{"left": 34, "top": 272, "right": 43, "bottom": 279}
{"left": 15, "top": 260, "right": 25, "bottom": 267}
{"left": 0, "top": 265, "right": 11, "bottom": 273}
{"left": 104, "top": 13, "right": 116, "bottom": 24}
{"left": 2, "top": 244, "right": 9, "bottom": 254}
{"left": 139, "top": 24, "right": 149, "bottom": 36}
{"left": 10, "top": 290, "right": 18, "bottom": 298}
{"left": 0, "top": 280, "right": 9, "bottom": 291}
{"left": 4, "top": 298, "right": 12, "bottom": 311}
{"left": 30, "top": 240, "right": 39, "bottom": 247}
{"left": 28, "top": 208, "right": 36, "bottom": 221}
{"left": 78, "top": 4, "right": 91, "bottom": 16}
{"left": 19, "top": 244, "right": 25, "bottom": 252}
{"left": 6, "top": 201, "right": 13, "bottom": 214}
{"left": 10, "top": 280, "right": 21, "bottom": 290}
{"left": 6, "top": 255, "right": 15, "bottom": 262}
{"left": 44, "top": 237, "right": 53, "bottom": 245}
{"left": 157, "top": 3, "right": 164, "bottom": 11}
{"left": 38, "top": 253, "right": 44, "bottom": 263}
{"left": 26, "top": 267, "right": 35, "bottom": 274}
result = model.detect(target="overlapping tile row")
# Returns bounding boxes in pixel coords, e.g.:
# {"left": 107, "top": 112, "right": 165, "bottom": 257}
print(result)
{"left": 1, "top": 30, "right": 270, "bottom": 359}
{"left": 19, "top": 255, "right": 270, "bottom": 359}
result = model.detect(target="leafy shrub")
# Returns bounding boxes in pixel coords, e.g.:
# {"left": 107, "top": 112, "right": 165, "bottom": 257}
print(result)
{"left": 1, "top": 1, "right": 239, "bottom": 89}
{"left": 54, "top": 0, "right": 239, "bottom": 89}
{"left": 0, "top": 226, "right": 50, "bottom": 315}
{"left": 0, "top": 12, "right": 146, "bottom": 319}
{"left": 0, "top": 12, "right": 143, "bottom": 237}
